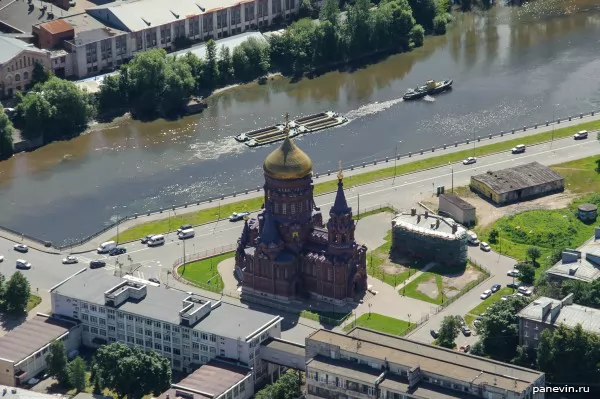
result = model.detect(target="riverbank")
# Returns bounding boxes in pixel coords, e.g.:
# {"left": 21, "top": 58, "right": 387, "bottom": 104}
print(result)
{"left": 8, "top": 110, "right": 589, "bottom": 252}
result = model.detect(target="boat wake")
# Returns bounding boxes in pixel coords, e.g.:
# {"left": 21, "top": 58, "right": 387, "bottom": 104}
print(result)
{"left": 190, "top": 138, "right": 246, "bottom": 161}
{"left": 345, "top": 98, "right": 404, "bottom": 120}
{"left": 423, "top": 95, "right": 435, "bottom": 102}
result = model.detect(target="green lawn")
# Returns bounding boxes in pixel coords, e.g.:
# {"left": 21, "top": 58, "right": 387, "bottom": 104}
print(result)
{"left": 464, "top": 287, "right": 513, "bottom": 327}
{"left": 343, "top": 313, "right": 412, "bottom": 336}
{"left": 299, "top": 310, "right": 350, "bottom": 326}
{"left": 115, "top": 119, "right": 600, "bottom": 242}
{"left": 401, "top": 272, "right": 444, "bottom": 304}
{"left": 353, "top": 206, "right": 395, "bottom": 221}
{"left": 26, "top": 294, "right": 42, "bottom": 312}
{"left": 177, "top": 252, "right": 232, "bottom": 293}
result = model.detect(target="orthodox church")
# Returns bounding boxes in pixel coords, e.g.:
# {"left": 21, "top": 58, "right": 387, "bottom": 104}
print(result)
{"left": 235, "top": 116, "right": 368, "bottom": 304}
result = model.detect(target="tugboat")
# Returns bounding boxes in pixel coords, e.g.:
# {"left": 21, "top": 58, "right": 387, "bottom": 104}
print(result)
{"left": 403, "top": 79, "right": 453, "bottom": 101}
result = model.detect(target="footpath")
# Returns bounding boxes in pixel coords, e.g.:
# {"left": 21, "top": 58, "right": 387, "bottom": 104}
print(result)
{"left": 3, "top": 110, "right": 600, "bottom": 254}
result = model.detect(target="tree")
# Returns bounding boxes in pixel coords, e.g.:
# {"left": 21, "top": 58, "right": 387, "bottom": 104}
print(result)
{"left": 31, "top": 61, "right": 51, "bottom": 87}
{"left": 299, "top": 0, "right": 315, "bottom": 19}
{"left": 204, "top": 39, "right": 219, "bottom": 88}
{"left": 408, "top": 0, "right": 436, "bottom": 31}
{"left": 432, "top": 14, "right": 447, "bottom": 35}
{"left": 0, "top": 105, "right": 14, "bottom": 159}
{"left": 488, "top": 228, "right": 499, "bottom": 244}
{"left": 518, "top": 262, "right": 535, "bottom": 285}
{"left": 94, "top": 343, "right": 171, "bottom": 398}
{"left": 526, "top": 246, "right": 541, "bottom": 266}
{"left": 46, "top": 341, "right": 70, "bottom": 386}
{"left": 217, "top": 46, "right": 234, "bottom": 85}
{"left": 159, "top": 57, "right": 195, "bottom": 116}
{"left": 473, "top": 296, "right": 529, "bottom": 361}
{"left": 460, "top": 0, "right": 472, "bottom": 11}
{"left": 18, "top": 91, "right": 53, "bottom": 140}
{"left": 319, "top": 0, "right": 341, "bottom": 26}
{"left": 97, "top": 74, "right": 128, "bottom": 114}
{"left": 436, "top": 315, "right": 460, "bottom": 349}
{"left": 68, "top": 356, "right": 87, "bottom": 392}
{"left": 3, "top": 271, "right": 30, "bottom": 314}
{"left": 255, "top": 370, "right": 302, "bottom": 399}
{"left": 409, "top": 24, "right": 425, "bottom": 47}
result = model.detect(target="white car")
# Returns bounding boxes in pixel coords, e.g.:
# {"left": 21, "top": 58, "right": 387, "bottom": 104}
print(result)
{"left": 0, "top": 254, "right": 3, "bottom": 262}
{"left": 14, "top": 243, "right": 28, "bottom": 253}
{"left": 480, "top": 289, "right": 492, "bottom": 300}
{"left": 574, "top": 130, "right": 588, "bottom": 140}
{"left": 62, "top": 256, "right": 78, "bottom": 264}
{"left": 479, "top": 242, "right": 491, "bottom": 252}
{"left": 463, "top": 157, "right": 477, "bottom": 165}
{"left": 507, "top": 269, "right": 520, "bottom": 277}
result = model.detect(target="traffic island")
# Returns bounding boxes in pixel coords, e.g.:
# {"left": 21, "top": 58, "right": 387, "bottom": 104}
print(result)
{"left": 176, "top": 252, "right": 230, "bottom": 293}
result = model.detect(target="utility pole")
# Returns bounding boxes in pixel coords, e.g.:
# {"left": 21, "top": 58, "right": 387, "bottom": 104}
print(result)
{"left": 116, "top": 213, "right": 120, "bottom": 245}
{"left": 451, "top": 164, "right": 454, "bottom": 192}
{"left": 357, "top": 193, "right": 360, "bottom": 221}
{"left": 183, "top": 236, "right": 186, "bottom": 268}
{"left": 392, "top": 141, "right": 403, "bottom": 185}
{"left": 551, "top": 103, "right": 559, "bottom": 149}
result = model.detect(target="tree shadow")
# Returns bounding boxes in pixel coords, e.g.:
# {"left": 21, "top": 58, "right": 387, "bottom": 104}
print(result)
{"left": 0, "top": 312, "right": 27, "bottom": 332}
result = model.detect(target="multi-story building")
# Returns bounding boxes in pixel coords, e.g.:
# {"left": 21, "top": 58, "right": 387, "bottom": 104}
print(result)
{"left": 0, "top": 35, "right": 50, "bottom": 97}
{"left": 517, "top": 293, "right": 600, "bottom": 348}
{"left": 305, "top": 328, "right": 546, "bottom": 399}
{"left": 546, "top": 232, "right": 600, "bottom": 283}
{"left": 50, "top": 269, "right": 283, "bottom": 385}
{"left": 32, "top": 0, "right": 300, "bottom": 79}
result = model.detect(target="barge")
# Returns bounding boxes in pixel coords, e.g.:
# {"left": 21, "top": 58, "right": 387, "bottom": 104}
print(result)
{"left": 235, "top": 111, "right": 348, "bottom": 148}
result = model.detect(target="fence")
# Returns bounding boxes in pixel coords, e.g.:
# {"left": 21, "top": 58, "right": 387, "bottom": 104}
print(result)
{"left": 5, "top": 108, "right": 600, "bottom": 250}
{"left": 344, "top": 312, "right": 430, "bottom": 336}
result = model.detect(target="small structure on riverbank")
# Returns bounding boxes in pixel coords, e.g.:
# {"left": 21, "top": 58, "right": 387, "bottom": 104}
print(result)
{"left": 391, "top": 209, "right": 468, "bottom": 266}
{"left": 438, "top": 193, "right": 476, "bottom": 226}
{"left": 578, "top": 203, "right": 598, "bottom": 223}
{"left": 183, "top": 97, "right": 207, "bottom": 115}
{"left": 470, "top": 162, "right": 564, "bottom": 206}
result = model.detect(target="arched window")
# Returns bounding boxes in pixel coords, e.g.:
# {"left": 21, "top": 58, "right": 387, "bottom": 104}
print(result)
{"left": 282, "top": 203, "right": 287, "bottom": 215}
{"left": 291, "top": 203, "right": 296, "bottom": 214}
{"left": 6, "top": 75, "right": 12, "bottom": 84}
{"left": 274, "top": 202, "right": 278, "bottom": 214}
{"left": 23, "top": 71, "right": 29, "bottom": 81}
{"left": 15, "top": 74, "right": 20, "bottom": 82}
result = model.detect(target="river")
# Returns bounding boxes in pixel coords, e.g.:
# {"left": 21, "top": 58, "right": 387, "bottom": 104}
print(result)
{"left": 1, "top": 0, "right": 600, "bottom": 245}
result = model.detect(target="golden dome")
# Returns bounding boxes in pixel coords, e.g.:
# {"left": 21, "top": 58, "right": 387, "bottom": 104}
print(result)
{"left": 263, "top": 135, "right": 313, "bottom": 180}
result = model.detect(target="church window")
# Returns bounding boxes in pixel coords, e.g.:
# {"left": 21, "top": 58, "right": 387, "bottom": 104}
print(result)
{"left": 341, "top": 234, "right": 347, "bottom": 243}
{"left": 260, "top": 261, "right": 267, "bottom": 276}
{"left": 299, "top": 201, "right": 304, "bottom": 212}
{"left": 274, "top": 202, "right": 279, "bottom": 213}
{"left": 327, "top": 267, "right": 333, "bottom": 281}
{"left": 276, "top": 267, "right": 280, "bottom": 279}
{"left": 291, "top": 203, "right": 296, "bottom": 214}
{"left": 312, "top": 264, "right": 316, "bottom": 276}
{"left": 284, "top": 267, "right": 288, "bottom": 279}
{"left": 282, "top": 203, "right": 287, "bottom": 215}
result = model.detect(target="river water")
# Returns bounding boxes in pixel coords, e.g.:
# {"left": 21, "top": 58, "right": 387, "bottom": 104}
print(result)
{"left": 2, "top": 0, "right": 600, "bottom": 244}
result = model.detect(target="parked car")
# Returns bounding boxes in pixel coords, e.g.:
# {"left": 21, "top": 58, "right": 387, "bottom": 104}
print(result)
{"left": 459, "top": 344, "right": 471, "bottom": 353}
{"left": 62, "top": 256, "right": 78, "bottom": 264}
{"left": 511, "top": 144, "right": 526, "bottom": 154}
{"left": 141, "top": 235, "right": 155, "bottom": 244}
{"left": 480, "top": 289, "right": 492, "bottom": 300}
{"left": 491, "top": 283, "right": 501, "bottom": 293}
{"left": 507, "top": 269, "right": 520, "bottom": 277}
{"left": 16, "top": 259, "right": 31, "bottom": 270}
{"left": 507, "top": 282, "right": 520, "bottom": 289}
{"left": 0, "top": 254, "right": 3, "bottom": 262}
{"left": 461, "top": 326, "right": 472, "bottom": 336}
{"left": 177, "top": 224, "right": 193, "bottom": 233}
{"left": 479, "top": 242, "right": 491, "bottom": 252}
{"left": 430, "top": 329, "right": 439, "bottom": 339}
{"left": 14, "top": 243, "right": 28, "bottom": 253}
{"left": 148, "top": 277, "right": 160, "bottom": 284}
{"left": 473, "top": 319, "right": 481, "bottom": 327}
{"left": 109, "top": 246, "right": 127, "bottom": 256}
{"left": 467, "top": 231, "right": 480, "bottom": 245}
{"left": 229, "top": 212, "right": 250, "bottom": 222}
{"left": 462, "top": 157, "right": 477, "bottom": 165}
{"left": 574, "top": 130, "right": 588, "bottom": 139}
{"left": 455, "top": 315, "right": 465, "bottom": 327}
{"left": 90, "top": 260, "right": 106, "bottom": 269}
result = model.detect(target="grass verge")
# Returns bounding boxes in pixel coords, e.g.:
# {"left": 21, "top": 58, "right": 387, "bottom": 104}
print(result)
{"left": 353, "top": 206, "right": 395, "bottom": 221}
{"left": 342, "top": 313, "right": 412, "bottom": 336}
{"left": 299, "top": 310, "right": 350, "bottom": 326}
{"left": 464, "top": 287, "right": 513, "bottom": 327}
{"left": 177, "top": 252, "right": 231, "bottom": 293}
{"left": 115, "top": 119, "right": 600, "bottom": 242}
{"left": 26, "top": 294, "right": 42, "bottom": 312}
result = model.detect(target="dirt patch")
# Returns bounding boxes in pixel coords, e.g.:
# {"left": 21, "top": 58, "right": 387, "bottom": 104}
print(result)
{"left": 381, "top": 265, "right": 406, "bottom": 275}
{"left": 442, "top": 266, "right": 484, "bottom": 292}
{"left": 423, "top": 189, "right": 578, "bottom": 228}
{"left": 377, "top": 253, "right": 412, "bottom": 275}
{"left": 417, "top": 277, "right": 439, "bottom": 300}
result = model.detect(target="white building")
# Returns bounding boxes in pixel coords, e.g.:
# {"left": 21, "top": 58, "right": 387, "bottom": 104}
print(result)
{"left": 49, "top": 269, "right": 283, "bottom": 385}
{"left": 34, "top": 0, "right": 299, "bottom": 78}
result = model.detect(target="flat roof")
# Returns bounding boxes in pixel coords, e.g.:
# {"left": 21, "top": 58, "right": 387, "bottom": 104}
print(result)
{"left": 518, "top": 296, "right": 600, "bottom": 334}
{"left": 307, "top": 328, "right": 543, "bottom": 393}
{"left": 169, "top": 360, "right": 250, "bottom": 397}
{"left": 173, "top": 31, "right": 266, "bottom": 61}
{"left": 471, "top": 162, "right": 563, "bottom": 195}
{"left": 0, "top": 0, "right": 60, "bottom": 34}
{"left": 392, "top": 212, "right": 466, "bottom": 240}
{"left": 308, "top": 356, "right": 382, "bottom": 384}
{"left": 262, "top": 337, "right": 306, "bottom": 357}
{"left": 547, "top": 239, "right": 600, "bottom": 283}
{"left": 51, "top": 270, "right": 280, "bottom": 341}
{"left": 0, "top": 315, "right": 75, "bottom": 363}
{"left": 440, "top": 193, "right": 475, "bottom": 211}
{"left": 47, "top": 13, "right": 126, "bottom": 46}
{"left": 39, "top": 19, "right": 74, "bottom": 35}
{"left": 0, "top": 386, "right": 72, "bottom": 399}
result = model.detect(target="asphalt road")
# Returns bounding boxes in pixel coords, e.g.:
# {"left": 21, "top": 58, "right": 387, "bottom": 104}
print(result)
{"left": 1, "top": 134, "right": 598, "bottom": 342}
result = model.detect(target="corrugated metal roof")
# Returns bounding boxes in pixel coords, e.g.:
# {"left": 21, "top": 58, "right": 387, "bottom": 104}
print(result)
{"left": 40, "top": 19, "right": 75, "bottom": 35}
{"left": 471, "top": 162, "right": 563, "bottom": 195}
{"left": 0, "top": 35, "right": 46, "bottom": 64}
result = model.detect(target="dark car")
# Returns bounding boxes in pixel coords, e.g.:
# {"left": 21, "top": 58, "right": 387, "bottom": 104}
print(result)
{"left": 177, "top": 224, "right": 193, "bottom": 233}
{"left": 491, "top": 283, "right": 501, "bottom": 293}
{"left": 109, "top": 247, "right": 127, "bottom": 256}
{"left": 90, "top": 260, "right": 106, "bottom": 269}
{"left": 141, "top": 235, "right": 154, "bottom": 244}
{"left": 507, "top": 282, "right": 520, "bottom": 290}
{"left": 461, "top": 326, "right": 472, "bottom": 336}
{"left": 148, "top": 277, "right": 160, "bottom": 284}
{"left": 430, "top": 329, "right": 439, "bottom": 339}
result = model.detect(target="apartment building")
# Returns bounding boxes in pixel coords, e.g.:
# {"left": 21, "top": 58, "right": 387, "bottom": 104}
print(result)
{"left": 50, "top": 269, "right": 283, "bottom": 385}
{"left": 33, "top": 0, "right": 299, "bottom": 78}
{"left": 0, "top": 35, "right": 50, "bottom": 98}
{"left": 305, "top": 328, "right": 546, "bottom": 399}
{"left": 517, "top": 293, "right": 600, "bottom": 348}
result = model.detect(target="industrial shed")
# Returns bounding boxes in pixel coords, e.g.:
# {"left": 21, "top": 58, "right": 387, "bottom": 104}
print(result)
{"left": 470, "top": 162, "right": 564, "bottom": 205}
{"left": 438, "top": 193, "right": 476, "bottom": 226}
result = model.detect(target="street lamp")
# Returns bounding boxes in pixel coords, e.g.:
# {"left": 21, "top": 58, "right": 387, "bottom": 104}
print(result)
{"left": 551, "top": 103, "right": 559, "bottom": 148}
{"left": 116, "top": 212, "right": 120, "bottom": 245}
{"left": 450, "top": 163, "right": 454, "bottom": 192}
{"left": 408, "top": 313, "right": 412, "bottom": 326}
{"left": 368, "top": 303, "right": 372, "bottom": 317}
{"left": 393, "top": 141, "right": 403, "bottom": 185}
